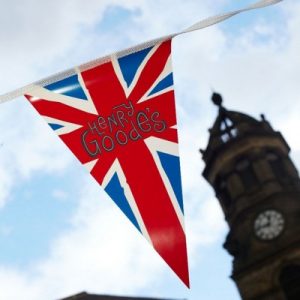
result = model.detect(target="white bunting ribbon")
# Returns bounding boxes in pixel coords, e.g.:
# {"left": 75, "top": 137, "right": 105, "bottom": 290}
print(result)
{"left": 0, "top": 0, "right": 283, "bottom": 103}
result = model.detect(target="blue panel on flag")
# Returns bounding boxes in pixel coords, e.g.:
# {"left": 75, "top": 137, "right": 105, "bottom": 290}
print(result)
{"left": 157, "top": 151, "right": 184, "bottom": 213}
{"left": 105, "top": 173, "right": 141, "bottom": 232}
{"left": 48, "top": 123, "right": 63, "bottom": 131}
{"left": 118, "top": 46, "right": 153, "bottom": 88}
{"left": 45, "top": 75, "right": 88, "bottom": 100}
{"left": 148, "top": 73, "right": 173, "bottom": 96}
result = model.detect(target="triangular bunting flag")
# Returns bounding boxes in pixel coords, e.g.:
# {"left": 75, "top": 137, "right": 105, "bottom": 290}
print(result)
{"left": 25, "top": 39, "right": 190, "bottom": 286}
{"left": 0, "top": 0, "right": 283, "bottom": 287}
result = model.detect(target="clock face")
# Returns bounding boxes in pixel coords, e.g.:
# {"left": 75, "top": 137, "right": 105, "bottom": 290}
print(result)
{"left": 254, "top": 209, "right": 285, "bottom": 241}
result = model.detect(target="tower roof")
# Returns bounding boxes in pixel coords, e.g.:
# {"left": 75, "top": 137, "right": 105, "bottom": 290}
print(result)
{"left": 201, "top": 93, "right": 275, "bottom": 166}
{"left": 60, "top": 292, "right": 178, "bottom": 300}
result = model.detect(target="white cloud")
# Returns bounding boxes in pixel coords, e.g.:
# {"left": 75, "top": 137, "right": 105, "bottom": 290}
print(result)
{"left": 52, "top": 189, "right": 68, "bottom": 201}
{"left": 0, "top": 179, "right": 166, "bottom": 300}
{"left": 0, "top": 269, "right": 38, "bottom": 300}
{"left": 0, "top": 0, "right": 225, "bottom": 94}
{"left": 0, "top": 167, "right": 226, "bottom": 300}
{"left": 0, "top": 98, "right": 74, "bottom": 209}
{"left": 0, "top": 0, "right": 142, "bottom": 93}
{"left": 0, "top": 164, "right": 13, "bottom": 208}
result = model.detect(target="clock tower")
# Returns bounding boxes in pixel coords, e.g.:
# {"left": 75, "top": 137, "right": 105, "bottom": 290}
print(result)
{"left": 201, "top": 93, "right": 300, "bottom": 300}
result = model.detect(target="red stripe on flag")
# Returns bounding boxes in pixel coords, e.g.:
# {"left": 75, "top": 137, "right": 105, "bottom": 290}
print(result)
{"left": 129, "top": 40, "right": 172, "bottom": 104}
{"left": 119, "top": 142, "right": 189, "bottom": 286}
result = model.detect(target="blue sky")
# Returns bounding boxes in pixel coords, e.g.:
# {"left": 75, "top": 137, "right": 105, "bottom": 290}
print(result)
{"left": 0, "top": 0, "right": 299, "bottom": 299}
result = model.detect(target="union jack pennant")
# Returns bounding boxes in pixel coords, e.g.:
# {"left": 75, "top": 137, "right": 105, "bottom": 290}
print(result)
{"left": 25, "top": 39, "right": 189, "bottom": 286}
{"left": 0, "top": 0, "right": 282, "bottom": 289}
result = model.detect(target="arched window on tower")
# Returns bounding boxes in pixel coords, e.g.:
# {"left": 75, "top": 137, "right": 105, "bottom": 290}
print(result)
{"left": 220, "top": 118, "right": 238, "bottom": 143}
{"left": 279, "top": 265, "right": 300, "bottom": 299}
{"left": 266, "top": 151, "right": 287, "bottom": 180}
{"left": 215, "top": 175, "right": 231, "bottom": 209}
{"left": 236, "top": 158, "right": 258, "bottom": 190}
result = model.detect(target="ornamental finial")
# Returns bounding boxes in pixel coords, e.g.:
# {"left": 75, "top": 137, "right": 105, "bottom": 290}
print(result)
{"left": 211, "top": 92, "right": 223, "bottom": 107}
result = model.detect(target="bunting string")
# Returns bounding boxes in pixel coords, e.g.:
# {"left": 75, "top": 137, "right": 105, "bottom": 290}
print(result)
{"left": 0, "top": 0, "right": 282, "bottom": 104}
